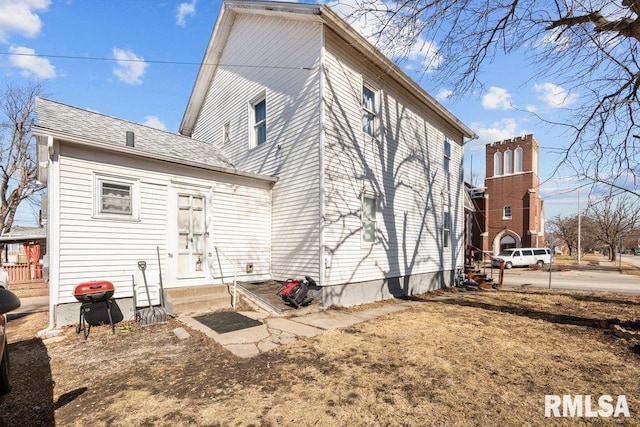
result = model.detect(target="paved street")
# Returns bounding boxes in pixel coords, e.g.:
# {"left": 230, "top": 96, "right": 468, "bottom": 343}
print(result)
{"left": 495, "top": 264, "right": 640, "bottom": 294}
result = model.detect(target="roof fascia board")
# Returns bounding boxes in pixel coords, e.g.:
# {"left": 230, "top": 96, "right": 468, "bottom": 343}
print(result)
{"left": 33, "top": 126, "right": 278, "bottom": 185}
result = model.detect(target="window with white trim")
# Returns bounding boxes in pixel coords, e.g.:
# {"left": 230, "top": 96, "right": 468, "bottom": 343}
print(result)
{"left": 504, "top": 149, "right": 513, "bottom": 174}
{"left": 503, "top": 205, "right": 512, "bottom": 219}
{"left": 494, "top": 151, "right": 503, "bottom": 176}
{"left": 222, "top": 122, "right": 231, "bottom": 146}
{"left": 444, "top": 140, "right": 451, "bottom": 172}
{"left": 514, "top": 146, "right": 523, "bottom": 172}
{"left": 443, "top": 209, "right": 451, "bottom": 248}
{"left": 251, "top": 95, "right": 266, "bottom": 147}
{"left": 362, "top": 84, "right": 377, "bottom": 137}
{"left": 94, "top": 175, "right": 139, "bottom": 220}
{"left": 362, "top": 194, "right": 377, "bottom": 243}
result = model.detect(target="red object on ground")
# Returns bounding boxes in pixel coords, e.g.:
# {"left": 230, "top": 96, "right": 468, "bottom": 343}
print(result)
{"left": 73, "top": 280, "right": 115, "bottom": 303}
{"left": 281, "top": 279, "right": 301, "bottom": 297}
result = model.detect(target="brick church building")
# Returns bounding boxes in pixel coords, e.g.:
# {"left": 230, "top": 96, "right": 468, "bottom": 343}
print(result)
{"left": 468, "top": 134, "right": 546, "bottom": 259}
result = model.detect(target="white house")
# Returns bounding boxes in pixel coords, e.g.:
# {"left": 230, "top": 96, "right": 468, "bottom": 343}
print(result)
{"left": 35, "top": 0, "right": 475, "bottom": 327}
{"left": 34, "top": 98, "right": 276, "bottom": 325}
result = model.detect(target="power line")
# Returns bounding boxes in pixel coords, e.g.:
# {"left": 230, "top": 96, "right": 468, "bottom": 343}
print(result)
{"left": 0, "top": 51, "right": 315, "bottom": 71}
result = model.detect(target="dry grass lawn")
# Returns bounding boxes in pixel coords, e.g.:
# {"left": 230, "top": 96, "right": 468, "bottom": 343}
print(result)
{"left": 2, "top": 288, "right": 640, "bottom": 426}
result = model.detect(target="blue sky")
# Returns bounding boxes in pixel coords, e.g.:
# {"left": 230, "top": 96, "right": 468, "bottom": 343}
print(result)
{"left": 0, "top": 0, "right": 585, "bottom": 226}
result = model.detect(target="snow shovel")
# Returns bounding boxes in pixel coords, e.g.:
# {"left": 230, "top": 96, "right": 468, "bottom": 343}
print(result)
{"left": 137, "top": 260, "right": 167, "bottom": 327}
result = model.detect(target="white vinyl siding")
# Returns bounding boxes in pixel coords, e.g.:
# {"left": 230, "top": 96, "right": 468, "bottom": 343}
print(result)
{"left": 192, "top": 14, "right": 322, "bottom": 281}
{"left": 322, "top": 28, "right": 464, "bottom": 287}
{"left": 53, "top": 144, "right": 271, "bottom": 304}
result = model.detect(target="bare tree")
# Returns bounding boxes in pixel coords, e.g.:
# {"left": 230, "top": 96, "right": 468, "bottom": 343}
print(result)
{"left": 587, "top": 195, "right": 640, "bottom": 262}
{"left": 547, "top": 214, "right": 579, "bottom": 256}
{"left": 547, "top": 213, "right": 599, "bottom": 256}
{"left": 0, "top": 81, "right": 45, "bottom": 234}
{"left": 338, "top": 0, "right": 640, "bottom": 192}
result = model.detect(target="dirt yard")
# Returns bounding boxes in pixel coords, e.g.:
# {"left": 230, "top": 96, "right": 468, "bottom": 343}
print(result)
{"left": 2, "top": 287, "right": 640, "bottom": 426}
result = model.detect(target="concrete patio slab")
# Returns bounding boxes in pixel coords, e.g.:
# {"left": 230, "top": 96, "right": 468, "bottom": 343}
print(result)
{"left": 265, "top": 317, "right": 324, "bottom": 338}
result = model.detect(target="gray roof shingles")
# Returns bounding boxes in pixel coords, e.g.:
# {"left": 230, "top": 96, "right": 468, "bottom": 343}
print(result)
{"left": 34, "top": 97, "right": 235, "bottom": 171}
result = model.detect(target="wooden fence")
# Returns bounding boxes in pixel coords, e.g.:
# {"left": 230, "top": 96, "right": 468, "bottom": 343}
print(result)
{"left": 5, "top": 264, "right": 43, "bottom": 283}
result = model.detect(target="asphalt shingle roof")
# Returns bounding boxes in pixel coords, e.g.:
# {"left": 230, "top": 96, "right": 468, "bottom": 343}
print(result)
{"left": 34, "top": 97, "right": 235, "bottom": 171}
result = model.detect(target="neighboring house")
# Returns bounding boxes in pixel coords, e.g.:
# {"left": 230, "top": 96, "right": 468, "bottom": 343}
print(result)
{"left": 35, "top": 0, "right": 475, "bottom": 326}
{"left": 469, "top": 134, "right": 545, "bottom": 259}
{"left": 0, "top": 226, "right": 46, "bottom": 283}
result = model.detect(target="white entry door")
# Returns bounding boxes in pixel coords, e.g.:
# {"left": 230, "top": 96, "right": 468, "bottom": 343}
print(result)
{"left": 177, "top": 193, "right": 206, "bottom": 277}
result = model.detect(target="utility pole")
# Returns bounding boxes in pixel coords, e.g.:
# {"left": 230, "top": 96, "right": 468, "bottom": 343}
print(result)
{"left": 577, "top": 191, "right": 581, "bottom": 265}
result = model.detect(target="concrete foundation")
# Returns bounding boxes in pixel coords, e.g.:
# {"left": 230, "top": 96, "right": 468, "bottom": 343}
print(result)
{"left": 321, "top": 270, "right": 452, "bottom": 307}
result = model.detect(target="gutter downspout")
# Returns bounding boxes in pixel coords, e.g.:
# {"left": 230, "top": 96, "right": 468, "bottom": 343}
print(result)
{"left": 37, "top": 135, "right": 62, "bottom": 338}
{"left": 318, "top": 23, "right": 327, "bottom": 299}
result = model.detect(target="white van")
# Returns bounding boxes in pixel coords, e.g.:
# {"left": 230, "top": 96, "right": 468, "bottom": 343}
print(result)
{"left": 491, "top": 247, "right": 552, "bottom": 269}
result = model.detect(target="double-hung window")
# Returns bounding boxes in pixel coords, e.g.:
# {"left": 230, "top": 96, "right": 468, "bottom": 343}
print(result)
{"left": 444, "top": 140, "right": 451, "bottom": 172}
{"left": 362, "top": 194, "right": 377, "bottom": 243}
{"left": 222, "top": 122, "right": 231, "bottom": 146}
{"left": 362, "top": 85, "right": 377, "bottom": 137}
{"left": 503, "top": 205, "right": 512, "bottom": 220}
{"left": 443, "top": 210, "right": 451, "bottom": 248}
{"left": 252, "top": 96, "right": 266, "bottom": 147}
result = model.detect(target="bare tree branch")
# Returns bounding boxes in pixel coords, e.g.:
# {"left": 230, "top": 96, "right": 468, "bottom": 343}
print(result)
{"left": 339, "top": 0, "right": 640, "bottom": 195}
{"left": 0, "top": 81, "right": 46, "bottom": 233}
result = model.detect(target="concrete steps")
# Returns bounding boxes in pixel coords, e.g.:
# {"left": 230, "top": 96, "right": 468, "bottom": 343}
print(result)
{"left": 165, "top": 285, "right": 233, "bottom": 316}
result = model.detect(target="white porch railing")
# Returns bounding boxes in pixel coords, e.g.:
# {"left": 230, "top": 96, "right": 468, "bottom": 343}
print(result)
{"left": 211, "top": 246, "right": 237, "bottom": 309}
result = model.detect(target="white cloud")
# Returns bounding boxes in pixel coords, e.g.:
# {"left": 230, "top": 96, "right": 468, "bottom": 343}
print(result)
{"left": 482, "top": 86, "right": 512, "bottom": 110}
{"left": 0, "top": 0, "right": 50, "bottom": 42}
{"left": 533, "top": 82, "right": 577, "bottom": 108}
{"left": 112, "top": 48, "right": 148, "bottom": 85}
{"left": 406, "top": 37, "right": 442, "bottom": 73}
{"left": 8, "top": 45, "right": 56, "bottom": 78}
{"left": 436, "top": 88, "right": 453, "bottom": 102}
{"left": 143, "top": 115, "right": 167, "bottom": 131}
{"left": 525, "top": 104, "right": 538, "bottom": 113}
{"left": 329, "top": 0, "right": 442, "bottom": 73}
{"left": 176, "top": 0, "right": 197, "bottom": 27}
{"left": 471, "top": 118, "right": 524, "bottom": 147}
{"left": 539, "top": 28, "right": 571, "bottom": 51}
